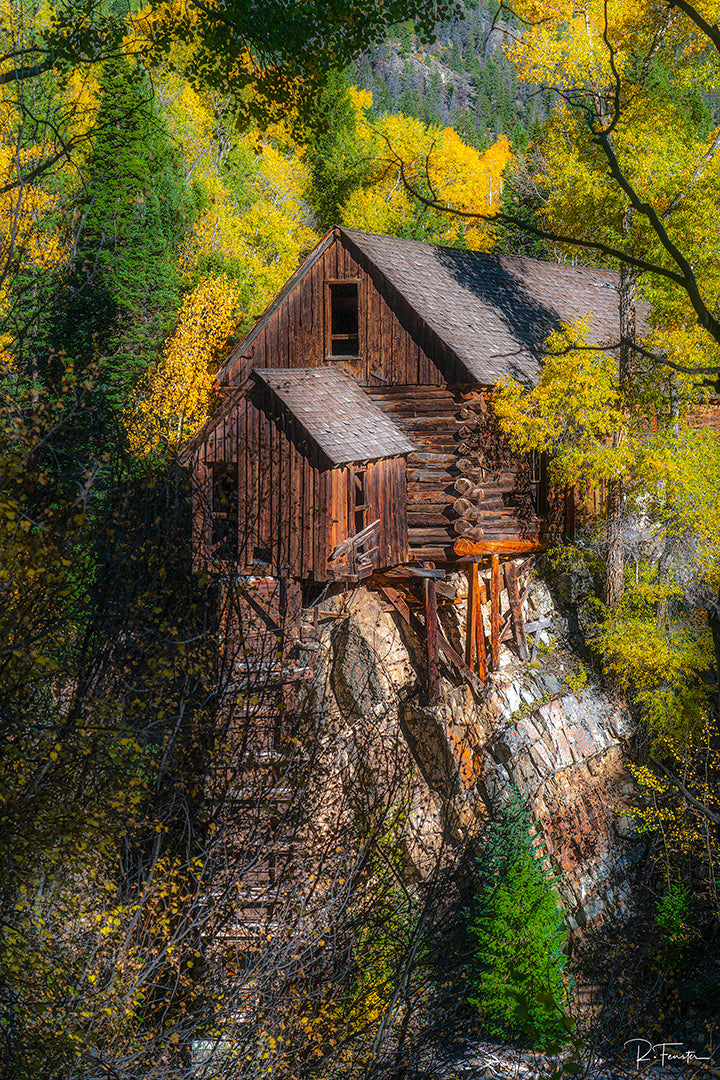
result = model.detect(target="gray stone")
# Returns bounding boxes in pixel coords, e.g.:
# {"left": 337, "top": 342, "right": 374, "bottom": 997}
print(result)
{"left": 542, "top": 674, "right": 563, "bottom": 695}
{"left": 503, "top": 682, "right": 522, "bottom": 714}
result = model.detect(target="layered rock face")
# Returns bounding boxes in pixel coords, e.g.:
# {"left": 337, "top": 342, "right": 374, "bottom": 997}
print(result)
{"left": 300, "top": 569, "right": 643, "bottom": 933}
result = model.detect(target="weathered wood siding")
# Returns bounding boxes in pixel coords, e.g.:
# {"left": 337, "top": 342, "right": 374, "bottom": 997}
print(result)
{"left": 194, "top": 388, "right": 407, "bottom": 580}
{"left": 222, "top": 234, "right": 467, "bottom": 389}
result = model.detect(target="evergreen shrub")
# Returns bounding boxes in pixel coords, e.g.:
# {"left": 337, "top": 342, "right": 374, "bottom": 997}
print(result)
{"left": 468, "top": 786, "right": 570, "bottom": 1050}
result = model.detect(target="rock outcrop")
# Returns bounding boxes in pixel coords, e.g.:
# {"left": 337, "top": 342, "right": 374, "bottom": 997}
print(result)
{"left": 300, "top": 566, "right": 644, "bottom": 933}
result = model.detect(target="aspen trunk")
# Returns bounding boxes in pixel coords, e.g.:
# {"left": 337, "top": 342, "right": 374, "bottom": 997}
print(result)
{"left": 605, "top": 477, "right": 624, "bottom": 607}
{"left": 605, "top": 241, "right": 637, "bottom": 607}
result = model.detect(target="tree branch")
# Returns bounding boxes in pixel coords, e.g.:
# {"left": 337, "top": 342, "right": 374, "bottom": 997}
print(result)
{"left": 651, "top": 758, "right": 720, "bottom": 825}
{"left": 393, "top": 147, "right": 687, "bottom": 283}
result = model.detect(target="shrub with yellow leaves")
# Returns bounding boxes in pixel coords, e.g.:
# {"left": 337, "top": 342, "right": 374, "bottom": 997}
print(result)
{"left": 126, "top": 275, "right": 240, "bottom": 455}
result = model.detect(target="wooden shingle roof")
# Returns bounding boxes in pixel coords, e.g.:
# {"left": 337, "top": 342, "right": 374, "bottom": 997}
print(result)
{"left": 255, "top": 367, "right": 415, "bottom": 466}
{"left": 341, "top": 228, "right": 642, "bottom": 385}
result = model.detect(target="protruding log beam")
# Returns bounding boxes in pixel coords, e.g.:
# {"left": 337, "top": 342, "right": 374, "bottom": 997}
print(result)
{"left": 505, "top": 563, "right": 529, "bottom": 661}
{"left": 454, "top": 538, "right": 547, "bottom": 557}
{"left": 491, "top": 555, "right": 501, "bottom": 671}
{"left": 425, "top": 576, "right": 440, "bottom": 702}
{"left": 453, "top": 520, "right": 485, "bottom": 538}
{"left": 454, "top": 476, "right": 483, "bottom": 498}
{"left": 452, "top": 497, "right": 483, "bottom": 520}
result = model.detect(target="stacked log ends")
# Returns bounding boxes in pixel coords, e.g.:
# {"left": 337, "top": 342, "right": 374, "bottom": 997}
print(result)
{"left": 453, "top": 477, "right": 483, "bottom": 500}
{"left": 456, "top": 458, "right": 483, "bottom": 478}
{"left": 451, "top": 400, "right": 488, "bottom": 540}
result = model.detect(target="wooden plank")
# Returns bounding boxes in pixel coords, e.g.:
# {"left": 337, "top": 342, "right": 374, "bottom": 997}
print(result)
{"left": 330, "top": 518, "right": 381, "bottom": 561}
{"left": 278, "top": 291, "right": 289, "bottom": 368}
{"left": 491, "top": 554, "right": 501, "bottom": 671}
{"left": 393, "top": 306, "right": 408, "bottom": 383}
{"left": 505, "top": 563, "right": 529, "bottom": 661}
{"left": 398, "top": 458, "right": 409, "bottom": 563}
{"left": 455, "top": 538, "right": 547, "bottom": 557}
{"left": 289, "top": 436, "right": 300, "bottom": 575}
{"left": 368, "top": 272, "right": 382, "bottom": 383}
{"left": 381, "top": 291, "right": 394, "bottom": 384}
{"left": 475, "top": 565, "right": 487, "bottom": 684}
{"left": 465, "top": 564, "right": 477, "bottom": 671}
{"left": 424, "top": 576, "right": 440, "bottom": 702}
{"left": 316, "top": 467, "right": 328, "bottom": 580}
{"left": 409, "top": 547, "right": 456, "bottom": 562}
{"left": 308, "top": 260, "right": 319, "bottom": 356}
{"left": 382, "top": 459, "right": 393, "bottom": 566}
{"left": 300, "top": 450, "right": 310, "bottom": 579}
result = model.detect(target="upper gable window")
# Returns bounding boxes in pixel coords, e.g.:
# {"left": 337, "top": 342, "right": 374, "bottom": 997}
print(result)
{"left": 326, "top": 280, "right": 360, "bottom": 358}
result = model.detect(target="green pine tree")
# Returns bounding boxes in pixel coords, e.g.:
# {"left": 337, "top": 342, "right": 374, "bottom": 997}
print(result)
{"left": 304, "top": 70, "right": 374, "bottom": 233}
{"left": 46, "top": 55, "right": 185, "bottom": 412}
{"left": 468, "top": 786, "right": 570, "bottom": 1050}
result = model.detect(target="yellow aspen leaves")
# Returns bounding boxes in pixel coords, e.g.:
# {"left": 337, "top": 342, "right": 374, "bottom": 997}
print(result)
{"left": 126, "top": 275, "right": 240, "bottom": 454}
{"left": 342, "top": 89, "right": 512, "bottom": 250}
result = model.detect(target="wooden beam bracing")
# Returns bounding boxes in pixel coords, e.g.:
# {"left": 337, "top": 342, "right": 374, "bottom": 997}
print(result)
{"left": 424, "top": 576, "right": 440, "bottom": 703}
{"left": 505, "top": 562, "right": 529, "bottom": 662}
{"left": 490, "top": 554, "right": 501, "bottom": 671}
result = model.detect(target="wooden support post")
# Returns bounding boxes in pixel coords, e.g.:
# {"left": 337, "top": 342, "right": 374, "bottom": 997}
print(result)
{"left": 491, "top": 554, "right": 501, "bottom": 671}
{"left": 424, "top": 576, "right": 440, "bottom": 702}
{"left": 465, "top": 565, "right": 477, "bottom": 670}
{"left": 475, "top": 565, "right": 487, "bottom": 684}
{"left": 466, "top": 563, "right": 487, "bottom": 684}
{"left": 505, "top": 563, "right": 529, "bottom": 661}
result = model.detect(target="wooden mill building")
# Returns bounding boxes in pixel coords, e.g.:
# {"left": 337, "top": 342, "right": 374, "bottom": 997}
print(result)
{"left": 182, "top": 227, "right": 627, "bottom": 691}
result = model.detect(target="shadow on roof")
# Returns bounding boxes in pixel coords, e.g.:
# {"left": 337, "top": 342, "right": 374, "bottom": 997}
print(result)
{"left": 435, "top": 246, "right": 562, "bottom": 385}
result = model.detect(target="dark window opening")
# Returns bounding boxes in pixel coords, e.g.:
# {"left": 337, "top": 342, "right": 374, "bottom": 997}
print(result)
{"left": 353, "top": 470, "right": 367, "bottom": 534}
{"left": 328, "top": 282, "right": 359, "bottom": 357}
{"left": 210, "top": 462, "right": 238, "bottom": 559}
{"left": 503, "top": 452, "right": 547, "bottom": 516}
{"left": 253, "top": 547, "right": 272, "bottom": 567}
{"left": 529, "top": 450, "right": 548, "bottom": 516}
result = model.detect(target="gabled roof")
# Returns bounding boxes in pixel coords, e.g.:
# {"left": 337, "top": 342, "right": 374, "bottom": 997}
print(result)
{"left": 215, "top": 226, "right": 642, "bottom": 390}
{"left": 255, "top": 367, "right": 414, "bottom": 466}
{"left": 341, "top": 228, "right": 637, "bottom": 385}
{"left": 215, "top": 228, "right": 335, "bottom": 386}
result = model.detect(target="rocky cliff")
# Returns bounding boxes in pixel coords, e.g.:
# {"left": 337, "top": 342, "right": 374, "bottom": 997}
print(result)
{"left": 298, "top": 564, "right": 644, "bottom": 935}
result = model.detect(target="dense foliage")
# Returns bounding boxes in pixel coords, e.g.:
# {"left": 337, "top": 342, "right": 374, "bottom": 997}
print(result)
{"left": 1, "top": 0, "right": 720, "bottom": 1074}
{"left": 469, "top": 788, "right": 569, "bottom": 1050}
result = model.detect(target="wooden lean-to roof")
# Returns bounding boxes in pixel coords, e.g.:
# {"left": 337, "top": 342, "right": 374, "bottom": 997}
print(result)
{"left": 255, "top": 368, "right": 414, "bottom": 466}
{"left": 341, "top": 228, "right": 643, "bottom": 386}
{"left": 180, "top": 366, "right": 415, "bottom": 466}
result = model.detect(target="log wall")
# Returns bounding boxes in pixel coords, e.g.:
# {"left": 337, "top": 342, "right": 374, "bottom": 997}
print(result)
{"left": 365, "top": 386, "right": 543, "bottom": 563}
